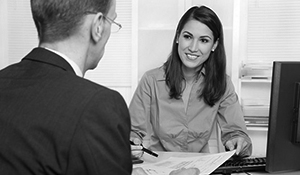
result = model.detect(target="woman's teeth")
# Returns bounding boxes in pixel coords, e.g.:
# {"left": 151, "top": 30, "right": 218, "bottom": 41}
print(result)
{"left": 187, "top": 54, "right": 198, "bottom": 60}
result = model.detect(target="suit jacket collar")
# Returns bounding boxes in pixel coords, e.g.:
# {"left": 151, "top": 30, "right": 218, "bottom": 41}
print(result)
{"left": 23, "top": 47, "right": 76, "bottom": 75}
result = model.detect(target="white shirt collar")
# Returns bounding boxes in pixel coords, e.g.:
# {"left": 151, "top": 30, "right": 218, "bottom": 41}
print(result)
{"left": 43, "top": 47, "right": 83, "bottom": 77}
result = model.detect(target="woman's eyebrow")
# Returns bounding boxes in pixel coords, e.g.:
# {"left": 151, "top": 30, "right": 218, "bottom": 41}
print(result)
{"left": 199, "top": 35, "right": 213, "bottom": 40}
{"left": 182, "top": 31, "right": 213, "bottom": 40}
{"left": 182, "top": 31, "right": 193, "bottom": 35}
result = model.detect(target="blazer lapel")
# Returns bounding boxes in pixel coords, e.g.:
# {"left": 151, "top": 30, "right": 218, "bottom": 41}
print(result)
{"left": 23, "top": 47, "right": 76, "bottom": 74}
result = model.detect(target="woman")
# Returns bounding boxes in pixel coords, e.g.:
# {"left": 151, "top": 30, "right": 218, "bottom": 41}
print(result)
{"left": 130, "top": 5, "right": 252, "bottom": 157}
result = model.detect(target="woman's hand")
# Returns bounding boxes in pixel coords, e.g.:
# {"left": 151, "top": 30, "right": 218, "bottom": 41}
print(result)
{"left": 225, "top": 137, "right": 251, "bottom": 157}
{"left": 131, "top": 137, "right": 144, "bottom": 158}
{"left": 169, "top": 168, "right": 200, "bottom": 175}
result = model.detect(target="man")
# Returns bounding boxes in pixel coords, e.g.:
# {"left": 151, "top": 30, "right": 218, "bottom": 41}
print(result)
{"left": 0, "top": 0, "right": 132, "bottom": 174}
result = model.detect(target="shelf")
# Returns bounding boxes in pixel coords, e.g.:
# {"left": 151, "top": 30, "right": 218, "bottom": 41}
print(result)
{"left": 240, "top": 79, "right": 271, "bottom": 83}
{"left": 242, "top": 106, "right": 269, "bottom": 116}
{"left": 245, "top": 115, "right": 268, "bottom": 130}
{"left": 247, "top": 126, "right": 268, "bottom": 131}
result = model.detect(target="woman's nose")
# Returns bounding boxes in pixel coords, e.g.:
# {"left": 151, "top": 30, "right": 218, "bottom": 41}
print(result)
{"left": 188, "top": 40, "right": 198, "bottom": 52}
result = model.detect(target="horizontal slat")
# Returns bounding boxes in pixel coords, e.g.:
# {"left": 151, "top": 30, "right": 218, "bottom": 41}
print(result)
{"left": 6, "top": 0, "right": 134, "bottom": 88}
{"left": 246, "top": 0, "right": 300, "bottom": 61}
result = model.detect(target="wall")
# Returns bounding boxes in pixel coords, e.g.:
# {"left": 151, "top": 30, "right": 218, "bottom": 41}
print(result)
{"left": 137, "top": 0, "right": 183, "bottom": 80}
{"left": 137, "top": 0, "right": 235, "bottom": 80}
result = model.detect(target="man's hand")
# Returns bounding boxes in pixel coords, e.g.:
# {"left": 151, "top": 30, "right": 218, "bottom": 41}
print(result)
{"left": 169, "top": 168, "right": 200, "bottom": 175}
{"left": 225, "top": 137, "right": 251, "bottom": 157}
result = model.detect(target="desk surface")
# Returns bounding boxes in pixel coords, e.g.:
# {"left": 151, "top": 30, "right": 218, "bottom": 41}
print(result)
{"left": 136, "top": 151, "right": 300, "bottom": 175}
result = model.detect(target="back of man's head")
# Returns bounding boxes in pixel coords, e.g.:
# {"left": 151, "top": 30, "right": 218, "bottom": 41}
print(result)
{"left": 30, "top": 0, "right": 112, "bottom": 44}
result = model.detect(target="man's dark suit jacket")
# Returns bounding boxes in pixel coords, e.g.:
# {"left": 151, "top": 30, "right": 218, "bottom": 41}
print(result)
{"left": 0, "top": 48, "right": 132, "bottom": 174}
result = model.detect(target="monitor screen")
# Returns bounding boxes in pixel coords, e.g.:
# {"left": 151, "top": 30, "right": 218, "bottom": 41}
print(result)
{"left": 266, "top": 61, "right": 300, "bottom": 173}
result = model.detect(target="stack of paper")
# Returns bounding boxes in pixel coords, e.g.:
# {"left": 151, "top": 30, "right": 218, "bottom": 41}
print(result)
{"left": 134, "top": 150, "right": 236, "bottom": 175}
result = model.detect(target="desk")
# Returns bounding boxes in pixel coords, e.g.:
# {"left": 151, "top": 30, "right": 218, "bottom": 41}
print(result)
{"left": 135, "top": 151, "right": 300, "bottom": 175}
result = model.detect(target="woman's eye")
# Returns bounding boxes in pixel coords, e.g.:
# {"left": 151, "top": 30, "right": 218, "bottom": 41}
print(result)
{"left": 200, "top": 38, "right": 209, "bottom": 43}
{"left": 183, "top": 35, "right": 192, "bottom": 40}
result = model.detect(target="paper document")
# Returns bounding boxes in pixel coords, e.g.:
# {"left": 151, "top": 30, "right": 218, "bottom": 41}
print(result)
{"left": 135, "top": 150, "right": 236, "bottom": 175}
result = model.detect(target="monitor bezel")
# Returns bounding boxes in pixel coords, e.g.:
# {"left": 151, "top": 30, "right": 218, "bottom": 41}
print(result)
{"left": 266, "top": 61, "right": 300, "bottom": 173}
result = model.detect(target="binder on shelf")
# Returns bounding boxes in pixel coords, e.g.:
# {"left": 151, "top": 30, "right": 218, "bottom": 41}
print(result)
{"left": 244, "top": 116, "right": 269, "bottom": 127}
{"left": 240, "top": 61, "right": 272, "bottom": 80}
{"left": 242, "top": 98, "right": 269, "bottom": 116}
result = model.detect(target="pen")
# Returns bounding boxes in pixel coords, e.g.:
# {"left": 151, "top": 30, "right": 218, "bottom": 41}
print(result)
{"left": 130, "top": 141, "right": 159, "bottom": 157}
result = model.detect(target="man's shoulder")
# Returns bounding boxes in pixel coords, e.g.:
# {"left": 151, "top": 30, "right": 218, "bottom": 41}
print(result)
{"left": 69, "top": 76, "right": 120, "bottom": 97}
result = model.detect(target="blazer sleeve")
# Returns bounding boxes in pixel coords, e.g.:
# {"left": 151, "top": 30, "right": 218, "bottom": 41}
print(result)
{"left": 66, "top": 89, "right": 132, "bottom": 175}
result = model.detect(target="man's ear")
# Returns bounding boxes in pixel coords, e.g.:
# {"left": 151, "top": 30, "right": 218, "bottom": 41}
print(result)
{"left": 91, "top": 13, "right": 104, "bottom": 43}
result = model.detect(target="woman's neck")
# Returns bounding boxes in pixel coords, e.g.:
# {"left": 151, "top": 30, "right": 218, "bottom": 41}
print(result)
{"left": 182, "top": 66, "right": 200, "bottom": 84}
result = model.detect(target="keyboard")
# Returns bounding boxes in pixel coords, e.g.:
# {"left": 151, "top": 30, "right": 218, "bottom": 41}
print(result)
{"left": 212, "top": 157, "right": 266, "bottom": 174}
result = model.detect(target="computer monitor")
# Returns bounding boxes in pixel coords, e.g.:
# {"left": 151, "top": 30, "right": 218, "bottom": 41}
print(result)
{"left": 266, "top": 61, "right": 300, "bottom": 173}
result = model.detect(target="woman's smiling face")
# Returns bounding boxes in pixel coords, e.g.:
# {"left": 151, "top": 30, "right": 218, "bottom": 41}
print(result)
{"left": 177, "top": 19, "right": 218, "bottom": 71}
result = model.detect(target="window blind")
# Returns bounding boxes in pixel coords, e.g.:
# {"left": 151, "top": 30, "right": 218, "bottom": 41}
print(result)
{"left": 85, "top": 0, "right": 133, "bottom": 87}
{"left": 7, "top": 0, "right": 38, "bottom": 64}
{"left": 247, "top": 0, "right": 300, "bottom": 62}
{"left": 5, "top": 0, "right": 135, "bottom": 103}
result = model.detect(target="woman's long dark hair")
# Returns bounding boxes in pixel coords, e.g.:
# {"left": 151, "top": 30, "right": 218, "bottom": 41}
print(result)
{"left": 163, "top": 5, "right": 227, "bottom": 107}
